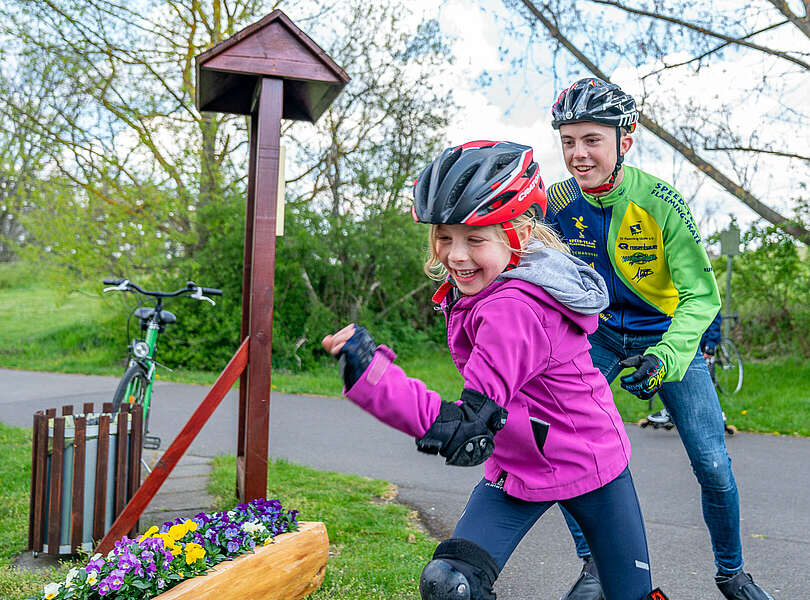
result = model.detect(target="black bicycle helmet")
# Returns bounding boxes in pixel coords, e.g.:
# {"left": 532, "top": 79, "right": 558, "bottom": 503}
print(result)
{"left": 551, "top": 77, "right": 638, "bottom": 131}
{"left": 551, "top": 78, "right": 638, "bottom": 194}
{"left": 412, "top": 140, "right": 546, "bottom": 226}
{"left": 412, "top": 140, "right": 547, "bottom": 270}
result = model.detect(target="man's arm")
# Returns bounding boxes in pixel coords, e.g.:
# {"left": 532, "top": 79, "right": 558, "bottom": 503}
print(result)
{"left": 646, "top": 205, "right": 721, "bottom": 382}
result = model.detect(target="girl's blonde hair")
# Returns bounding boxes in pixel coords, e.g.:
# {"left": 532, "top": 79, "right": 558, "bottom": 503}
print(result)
{"left": 423, "top": 212, "right": 570, "bottom": 280}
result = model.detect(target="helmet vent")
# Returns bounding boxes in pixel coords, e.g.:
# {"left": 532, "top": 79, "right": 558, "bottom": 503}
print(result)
{"left": 436, "top": 147, "right": 462, "bottom": 190}
{"left": 448, "top": 164, "right": 478, "bottom": 203}
{"left": 488, "top": 152, "right": 520, "bottom": 180}
{"left": 476, "top": 191, "right": 517, "bottom": 216}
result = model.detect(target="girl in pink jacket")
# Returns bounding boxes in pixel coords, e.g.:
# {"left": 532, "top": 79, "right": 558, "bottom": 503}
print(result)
{"left": 322, "top": 141, "right": 667, "bottom": 600}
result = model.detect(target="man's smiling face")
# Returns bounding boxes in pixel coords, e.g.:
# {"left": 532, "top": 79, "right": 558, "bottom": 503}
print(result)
{"left": 559, "top": 121, "right": 632, "bottom": 192}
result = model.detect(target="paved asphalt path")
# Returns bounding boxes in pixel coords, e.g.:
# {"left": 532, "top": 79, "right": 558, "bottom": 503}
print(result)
{"left": 2, "top": 368, "right": 807, "bottom": 598}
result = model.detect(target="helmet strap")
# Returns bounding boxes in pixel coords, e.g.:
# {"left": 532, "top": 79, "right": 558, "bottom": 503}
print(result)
{"left": 582, "top": 126, "right": 623, "bottom": 195}
{"left": 501, "top": 222, "right": 522, "bottom": 270}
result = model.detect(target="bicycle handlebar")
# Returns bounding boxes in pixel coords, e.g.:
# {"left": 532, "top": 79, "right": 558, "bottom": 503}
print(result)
{"left": 102, "top": 278, "right": 222, "bottom": 304}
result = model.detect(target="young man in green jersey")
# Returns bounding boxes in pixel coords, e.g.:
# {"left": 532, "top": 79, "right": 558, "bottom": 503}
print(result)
{"left": 545, "top": 78, "right": 772, "bottom": 600}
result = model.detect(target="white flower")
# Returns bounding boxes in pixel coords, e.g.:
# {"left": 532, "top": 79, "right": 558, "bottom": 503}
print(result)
{"left": 86, "top": 572, "right": 98, "bottom": 586}
{"left": 241, "top": 522, "right": 267, "bottom": 535}
{"left": 65, "top": 567, "right": 79, "bottom": 586}
{"left": 90, "top": 553, "right": 102, "bottom": 561}
{"left": 43, "top": 582, "right": 61, "bottom": 599}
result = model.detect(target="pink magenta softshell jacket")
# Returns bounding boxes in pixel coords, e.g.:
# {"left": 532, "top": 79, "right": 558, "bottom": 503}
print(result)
{"left": 345, "top": 246, "right": 632, "bottom": 502}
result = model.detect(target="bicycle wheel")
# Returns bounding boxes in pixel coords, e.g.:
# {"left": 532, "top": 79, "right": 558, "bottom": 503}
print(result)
{"left": 714, "top": 338, "right": 743, "bottom": 394}
{"left": 112, "top": 364, "right": 150, "bottom": 424}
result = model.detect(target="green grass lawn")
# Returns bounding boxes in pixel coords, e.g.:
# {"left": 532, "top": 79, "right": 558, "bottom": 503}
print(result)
{"left": 2, "top": 261, "right": 808, "bottom": 435}
{"left": 0, "top": 422, "right": 436, "bottom": 600}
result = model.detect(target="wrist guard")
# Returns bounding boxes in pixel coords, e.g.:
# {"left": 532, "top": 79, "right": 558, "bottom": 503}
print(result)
{"left": 337, "top": 326, "right": 377, "bottom": 391}
{"left": 619, "top": 353, "right": 666, "bottom": 400}
{"left": 416, "top": 389, "right": 508, "bottom": 467}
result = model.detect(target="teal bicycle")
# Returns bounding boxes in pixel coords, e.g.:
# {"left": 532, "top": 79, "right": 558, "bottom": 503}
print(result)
{"left": 103, "top": 278, "right": 222, "bottom": 449}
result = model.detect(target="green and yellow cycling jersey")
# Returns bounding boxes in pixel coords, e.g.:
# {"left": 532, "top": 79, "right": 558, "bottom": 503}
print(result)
{"left": 546, "top": 165, "right": 721, "bottom": 383}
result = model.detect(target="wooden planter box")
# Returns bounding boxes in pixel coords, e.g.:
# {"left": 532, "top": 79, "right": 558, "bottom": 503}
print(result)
{"left": 154, "top": 521, "right": 328, "bottom": 600}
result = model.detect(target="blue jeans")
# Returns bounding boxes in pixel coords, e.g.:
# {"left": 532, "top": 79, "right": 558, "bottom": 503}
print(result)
{"left": 454, "top": 467, "right": 652, "bottom": 600}
{"left": 561, "top": 325, "right": 743, "bottom": 575}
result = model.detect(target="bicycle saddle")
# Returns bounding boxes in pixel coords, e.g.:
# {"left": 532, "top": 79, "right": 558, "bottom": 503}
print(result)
{"left": 134, "top": 307, "right": 177, "bottom": 324}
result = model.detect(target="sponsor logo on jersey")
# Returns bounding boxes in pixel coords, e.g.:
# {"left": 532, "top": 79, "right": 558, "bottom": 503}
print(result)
{"left": 572, "top": 215, "right": 588, "bottom": 239}
{"left": 618, "top": 242, "right": 659, "bottom": 251}
{"left": 621, "top": 252, "right": 656, "bottom": 265}
{"left": 633, "top": 268, "right": 654, "bottom": 282}
{"left": 629, "top": 222, "right": 642, "bottom": 235}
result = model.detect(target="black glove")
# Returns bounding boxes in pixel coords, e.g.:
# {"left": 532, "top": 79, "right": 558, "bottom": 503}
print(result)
{"left": 619, "top": 354, "right": 666, "bottom": 400}
{"left": 416, "top": 389, "right": 508, "bottom": 467}
{"left": 703, "top": 344, "right": 716, "bottom": 356}
{"left": 337, "top": 326, "right": 377, "bottom": 390}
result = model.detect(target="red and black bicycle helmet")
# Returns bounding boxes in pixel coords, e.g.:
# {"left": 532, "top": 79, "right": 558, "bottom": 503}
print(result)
{"left": 551, "top": 78, "right": 638, "bottom": 194}
{"left": 412, "top": 140, "right": 547, "bottom": 269}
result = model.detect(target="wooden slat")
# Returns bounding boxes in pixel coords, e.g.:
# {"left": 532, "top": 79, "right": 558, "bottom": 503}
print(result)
{"left": 95, "top": 337, "right": 249, "bottom": 555}
{"left": 62, "top": 405, "right": 73, "bottom": 416}
{"left": 83, "top": 402, "right": 95, "bottom": 414}
{"left": 128, "top": 404, "right": 143, "bottom": 536}
{"left": 30, "top": 413, "right": 48, "bottom": 552}
{"left": 45, "top": 408, "right": 56, "bottom": 418}
{"left": 48, "top": 417, "right": 65, "bottom": 554}
{"left": 93, "top": 415, "right": 110, "bottom": 542}
{"left": 152, "top": 522, "right": 328, "bottom": 600}
{"left": 102, "top": 402, "right": 113, "bottom": 413}
{"left": 114, "top": 411, "right": 128, "bottom": 517}
{"left": 71, "top": 416, "right": 86, "bottom": 552}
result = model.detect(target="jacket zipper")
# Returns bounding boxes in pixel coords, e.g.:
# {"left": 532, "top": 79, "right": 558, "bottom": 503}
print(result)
{"left": 597, "top": 197, "right": 622, "bottom": 330}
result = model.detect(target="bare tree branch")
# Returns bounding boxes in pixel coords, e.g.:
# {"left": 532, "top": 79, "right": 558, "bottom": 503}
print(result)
{"left": 517, "top": 0, "right": 810, "bottom": 244}
{"left": 767, "top": 0, "right": 810, "bottom": 39}
{"left": 703, "top": 146, "right": 810, "bottom": 163}
{"left": 590, "top": 0, "right": 809, "bottom": 70}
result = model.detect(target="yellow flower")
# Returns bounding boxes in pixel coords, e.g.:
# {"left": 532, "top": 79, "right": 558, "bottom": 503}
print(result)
{"left": 183, "top": 542, "right": 206, "bottom": 564}
{"left": 168, "top": 523, "right": 188, "bottom": 540}
{"left": 138, "top": 525, "right": 160, "bottom": 542}
{"left": 184, "top": 519, "right": 198, "bottom": 532}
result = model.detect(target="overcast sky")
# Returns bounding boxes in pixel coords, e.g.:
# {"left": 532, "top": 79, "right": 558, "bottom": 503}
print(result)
{"left": 411, "top": 0, "right": 808, "bottom": 244}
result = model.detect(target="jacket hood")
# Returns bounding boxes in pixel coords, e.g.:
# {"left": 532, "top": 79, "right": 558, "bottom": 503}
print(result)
{"left": 497, "top": 242, "right": 609, "bottom": 316}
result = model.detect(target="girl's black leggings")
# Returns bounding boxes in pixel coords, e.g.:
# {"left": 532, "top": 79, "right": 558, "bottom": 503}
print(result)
{"left": 452, "top": 466, "right": 652, "bottom": 600}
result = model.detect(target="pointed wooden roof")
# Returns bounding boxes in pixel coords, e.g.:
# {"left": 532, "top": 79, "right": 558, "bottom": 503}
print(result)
{"left": 195, "top": 10, "right": 349, "bottom": 120}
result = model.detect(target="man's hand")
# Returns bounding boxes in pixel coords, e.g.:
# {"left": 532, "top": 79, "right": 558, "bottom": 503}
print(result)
{"left": 619, "top": 354, "right": 666, "bottom": 400}
{"left": 322, "top": 324, "right": 377, "bottom": 390}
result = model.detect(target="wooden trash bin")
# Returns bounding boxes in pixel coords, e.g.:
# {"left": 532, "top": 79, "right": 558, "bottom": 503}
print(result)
{"left": 28, "top": 402, "right": 143, "bottom": 555}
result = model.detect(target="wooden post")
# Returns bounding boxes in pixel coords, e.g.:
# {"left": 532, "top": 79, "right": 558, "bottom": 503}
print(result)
{"left": 195, "top": 9, "right": 348, "bottom": 503}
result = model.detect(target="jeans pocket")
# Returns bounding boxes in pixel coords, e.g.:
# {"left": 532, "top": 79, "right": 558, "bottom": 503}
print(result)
{"left": 529, "top": 416, "right": 550, "bottom": 455}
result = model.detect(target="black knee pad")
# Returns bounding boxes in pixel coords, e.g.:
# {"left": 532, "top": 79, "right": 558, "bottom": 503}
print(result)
{"left": 419, "top": 538, "right": 498, "bottom": 600}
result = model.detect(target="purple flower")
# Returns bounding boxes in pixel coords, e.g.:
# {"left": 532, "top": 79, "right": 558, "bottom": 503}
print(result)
{"left": 117, "top": 552, "right": 140, "bottom": 572}
{"left": 226, "top": 540, "right": 240, "bottom": 553}
{"left": 98, "top": 581, "right": 111, "bottom": 596}
{"left": 107, "top": 569, "right": 126, "bottom": 591}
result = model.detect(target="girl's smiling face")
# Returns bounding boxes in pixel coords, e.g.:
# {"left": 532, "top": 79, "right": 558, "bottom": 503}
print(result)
{"left": 434, "top": 223, "right": 513, "bottom": 296}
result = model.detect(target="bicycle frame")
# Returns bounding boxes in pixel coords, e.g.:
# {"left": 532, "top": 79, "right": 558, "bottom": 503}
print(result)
{"left": 123, "top": 310, "right": 161, "bottom": 422}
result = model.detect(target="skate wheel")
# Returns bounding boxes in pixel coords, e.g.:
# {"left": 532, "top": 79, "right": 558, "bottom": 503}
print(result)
{"left": 638, "top": 419, "right": 649, "bottom": 428}
{"left": 725, "top": 425, "right": 737, "bottom": 436}
{"left": 664, "top": 423, "right": 674, "bottom": 430}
